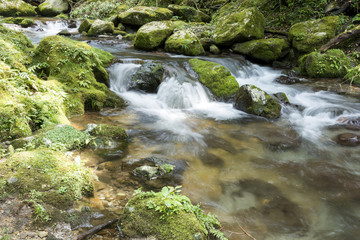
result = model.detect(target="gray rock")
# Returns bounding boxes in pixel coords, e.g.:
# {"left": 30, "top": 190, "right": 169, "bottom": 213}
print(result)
{"left": 128, "top": 62, "right": 164, "bottom": 93}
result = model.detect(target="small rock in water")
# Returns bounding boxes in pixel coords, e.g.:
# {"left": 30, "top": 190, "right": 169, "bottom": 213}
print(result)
{"left": 275, "top": 75, "right": 302, "bottom": 85}
{"left": 335, "top": 133, "right": 360, "bottom": 146}
{"left": 58, "top": 29, "right": 71, "bottom": 36}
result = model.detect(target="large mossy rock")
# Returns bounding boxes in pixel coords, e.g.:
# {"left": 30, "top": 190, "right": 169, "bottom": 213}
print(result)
{"left": 119, "top": 6, "right": 173, "bottom": 26}
{"left": 214, "top": 7, "right": 265, "bottom": 46}
{"left": 0, "top": 0, "right": 36, "bottom": 16}
{"left": 119, "top": 187, "right": 224, "bottom": 240}
{"left": 189, "top": 58, "right": 239, "bottom": 100}
{"left": 0, "top": 149, "right": 94, "bottom": 210}
{"left": 38, "top": 0, "right": 69, "bottom": 17}
{"left": 288, "top": 16, "right": 340, "bottom": 53}
{"left": 87, "top": 19, "right": 114, "bottom": 36}
{"left": 345, "top": 65, "right": 360, "bottom": 86}
{"left": 165, "top": 30, "right": 205, "bottom": 56}
{"left": 233, "top": 38, "right": 290, "bottom": 63}
{"left": 168, "top": 4, "right": 210, "bottom": 22}
{"left": 137, "top": 0, "right": 174, "bottom": 8}
{"left": 299, "top": 49, "right": 351, "bottom": 78}
{"left": 31, "top": 35, "right": 124, "bottom": 117}
{"left": 128, "top": 61, "right": 164, "bottom": 93}
{"left": 78, "top": 19, "right": 93, "bottom": 33}
{"left": 234, "top": 84, "right": 282, "bottom": 119}
{"left": 134, "top": 21, "right": 177, "bottom": 50}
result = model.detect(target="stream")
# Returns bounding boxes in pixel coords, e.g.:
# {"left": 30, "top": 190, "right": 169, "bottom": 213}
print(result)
{"left": 6, "top": 19, "right": 360, "bottom": 240}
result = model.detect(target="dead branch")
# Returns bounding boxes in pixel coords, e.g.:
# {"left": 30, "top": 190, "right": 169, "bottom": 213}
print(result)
{"left": 76, "top": 218, "right": 119, "bottom": 240}
{"left": 237, "top": 222, "right": 257, "bottom": 240}
{"left": 319, "top": 25, "right": 360, "bottom": 52}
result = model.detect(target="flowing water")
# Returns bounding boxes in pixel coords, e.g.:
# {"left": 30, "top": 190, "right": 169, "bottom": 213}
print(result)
{"left": 10, "top": 20, "right": 360, "bottom": 240}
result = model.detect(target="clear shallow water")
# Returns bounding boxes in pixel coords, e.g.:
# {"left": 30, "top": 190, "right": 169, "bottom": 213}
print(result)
{"left": 19, "top": 21, "right": 360, "bottom": 240}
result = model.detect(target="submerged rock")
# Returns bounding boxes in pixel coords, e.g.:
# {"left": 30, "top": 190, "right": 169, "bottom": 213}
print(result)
{"left": 119, "top": 6, "right": 173, "bottom": 26}
{"left": 188, "top": 58, "right": 239, "bottom": 100}
{"left": 299, "top": 49, "right": 351, "bottom": 78}
{"left": 0, "top": 0, "right": 36, "bottom": 16}
{"left": 128, "top": 61, "right": 164, "bottom": 93}
{"left": 87, "top": 19, "right": 114, "bottom": 36}
{"left": 233, "top": 38, "right": 289, "bottom": 63}
{"left": 335, "top": 133, "right": 360, "bottom": 146}
{"left": 214, "top": 7, "right": 265, "bottom": 46}
{"left": 234, "top": 84, "right": 282, "bottom": 119}
{"left": 164, "top": 29, "right": 205, "bottom": 56}
{"left": 38, "top": 0, "right": 69, "bottom": 17}
{"left": 288, "top": 16, "right": 340, "bottom": 53}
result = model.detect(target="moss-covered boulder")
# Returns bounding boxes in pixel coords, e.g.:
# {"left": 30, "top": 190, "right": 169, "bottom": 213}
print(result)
{"left": 128, "top": 61, "right": 164, "bottom": 93}
{"left": 38, "top": 0, "right": 69, "bottom": 17}
{"left": 137, "top": 0, "right": 174, "bottom": 8}
{"left": 234, "top": 84, "right": 282, "bottom": 119}
{"left": 86, "top": 123, "right": 128, "bottom": 140}
{"left": 0, "top": 0, "right": 36, "bottom": 16}
{"left": 288, "top": 16, "right": 340, "bottom": 53}
{"left": 119, "top": 186, "right": 225, "bottom": 240}
{"left": 165, "top": 30, "right": 205, "bottom": 56}
{"left": 214, "top": 7, "right": 265, "bottom": 46}
{"left": 87, "top": 19, "right": 114, "bottom": 36}
{"left": 189, "top": 58, "right": 239, "bottom": 100}
{"left": 78, "top": 19, "right": 93, "bottom": 33}
{"left": 168, "top": 4, "right": 210, "bottom": 22}
{"left": 1, "top": 17, "right": 34, "bottom": 27}
{"left": 31, "top": 35, "right": 124, "bottom": 117}
{"left": 119, "top": 6, "right": 173, "bottom": 26}
{"left": 299, "top": 49, "right": 351, "bottom": 78}
{"left": 233, "top": 38, "right": 290, "bottom": 63}
{"left": 134, "top": 21, "right": 176, "bottom": 50}
{"left": 345, "top": 65, "right": 360, "bottom": 86}
{"left": 0, "top": 149, "right": 94, "bottom": 215}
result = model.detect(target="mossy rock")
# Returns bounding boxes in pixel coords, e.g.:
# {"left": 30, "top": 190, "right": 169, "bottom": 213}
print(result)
{"left": 119, "top": 6, "right": 173, "bottom": 26}
{"left": 233, "top": 38, "right": 290, "bottom": 63}
{"left": 137, "top": 0, "right": 174, "bottom": 7}
{"left": 288, "top": 16, "right": 340, "bottom": 53}
{"left": 78, "top": 19, "right": 93, "bottom": 33}
{"left": 165, "top": 29, "right": 205, "bottom": 56}
{"left": 38, "top": 0, "right": 69, "bottom": 17}
{"left": 344, "top": 65, "right": 360, "bottom": 86}
{"left": 119, "top": 187, "right": 225, "bottom": 240}
{"left": 214, "top": 7, "right": 265, "bottom": 46}
{"left": 234, "top": 84, "right": 282, "bottom": 119}
{"left": 86, "top": 123, "right": 128, "bottom": 140}
{"left": 87, "top": 19, "right": 114, "bottom": 36}
{"left": 189, "top": 58, "right": 239, "bottom": 100}
{"left": 299, "top": 49, "right": 351, "bottom": 78}
{"left": 0, "top": 0, "right": 36, "bottom": 16}
{"left": 0, "top": 149, "right": 94, "bottom": 211}
{"left": 1, "top": 17, "right": 34, "bottom": 27}
{"left": 128, "top": 61, "right": 164, "bottom": 93}
{"left": 168, "top": 4, "right": 210, "bottom": 22}
{"left": 31, "top": 35, "right": 124, "bottom": 117}
{"left": 134, "top": 21, "right": 178, "bottom": 50}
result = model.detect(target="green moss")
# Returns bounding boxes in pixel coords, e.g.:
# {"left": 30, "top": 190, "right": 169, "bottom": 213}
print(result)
{"left": 213, "top": 7, "right": 265, "bottom": 46}
{"left": 38, "top": 0, "right": 69, "bottom": 17}
{"left": 345, "top": 65, "right": 360, "bottom": 86}
{"left": 168, "top": 4, "right": 210, "bottom": 22}
{"left": 70, "top": 0, "right": 128, "bottom": 20}
{"left": 119, "top": 6, "right": 173, "bottom": 26}
{"left": 0, "top": 149, "right": 94, "bottom": 223}
{"left": 87, "top": 20, "right": 114, "bottom": 36}
{"left": 0, "top": 0, "right": 36, "bottom": 16}
{"left": 233, "top": 38, "right": 289, "bottom": 63}
{"left": 299, "top": 49, "right": 351, "bottom": 78}
{"left": 78, "top": 19, "right": 93, "bottom": 33}
{"left": 165, "top": 30, "right": 205, "bottom": 56}
{"left": 288, "top": 16, "right": 340, "bottom": 53}
{"left": 86, "top": 124, "right": 128, "bottom": 140}
{"left": 189, "top": 58, "right": 239, "bottom": 99}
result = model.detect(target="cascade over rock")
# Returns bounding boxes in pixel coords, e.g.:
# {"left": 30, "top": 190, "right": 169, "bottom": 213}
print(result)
{"left": 118, "top": 6, "right": 173, "bottom": 26}
{"left": 38, "top": 0, "right": 69, "bottom": 17}
{"left": 128, "top": 62, "right": 164, "bottom": 93}
{"left": 234, "top": 84, "right": 282, "bottom": 119}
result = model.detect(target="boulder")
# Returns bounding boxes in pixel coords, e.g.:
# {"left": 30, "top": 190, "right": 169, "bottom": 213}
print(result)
{"left": 164, "top": 30, "right": 205, "bottom": 56}
{"left": 214, "top": 7, "right": 265, "bottom": 46}
{"left": 335, "top": 133, "right": 360, "bottom": 146}
{"left": 1, "top": 17, "right": 34, "bottom": 27}
{"left": 288, "top": 16, "right": 340, "bottom": 53}
{"left": 299, "top": 49, "right": 351, "bottom": 78}
{"left": 234, "top": 84, "right": 282, "bottom": 119}
{"left": 345, "top": 65, "right": 360, "bottom": 86}
{"left": 85, "top": 123, "right": 128, "bottom": 150}
{"left": 209, "top": 44, "right": 221, "bottom": 55}
{"left": 38, "top": 0, "right": 69, "bottom": 17}
{"left": 168, "top": 4, "right": 210, "bottom": 22}
{"left": 118, "top": 6, "right": 173, "bottom": 26}
{"left": 0, "top": 0, "right": 36, "bottom": 16}
{"left": 78, "top": 19, "right": 93, "bottom": 33}
{"left": 57, "top": 29, "right": 71, "bottom": 36}
{"left": 87, "top": 19, "right": 114, "bottom": 36}
{"left": 188, "top": 58, "right": 239, "bottom": 100}
{"left": 128, "top": 62, "right": 164, "bottom": 93}
{"left": 134, "top": 21, "right": 176, "bottom": 50}
{"left": 233, "top": 38, "right": 290, "bottom": 63}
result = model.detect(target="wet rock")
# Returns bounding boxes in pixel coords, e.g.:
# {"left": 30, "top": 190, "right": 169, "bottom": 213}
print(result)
{"left": 336, "top": 117, "right": 360, "bottom": 130}
{"left": 214, "top": 7, "right": 265, "bottom": 46}
{"left": 234, "top": 84, "right": 282, "bottom": 119}
{"left": 38, "top": 0, "right": 69, "bottom": 17}
{"left": 168, "top": 4, "right": 210, "bottom": 22}
{"left": 78, "top": 19, "right": 93, "bottom": 33}
{"left": 165, "top": 29, "right": 205, "bottom": 56}
{"left": 275, "top": 75, "right": 302, "bottom": 85}
{"left": 67, "top": 20, "right": 76, "bottom": 28}
{"left": 335, "top": 133, "right": 360, "bottom": 146}
{"left": 133, "top": 164, "right": 175, "bottom": 180}
{"left": 209, "top": 44, "right": 221, "bottom": 55}
{"left": 57, "top": 29, "right": 71, "bottom": 36}
{"left": 128, "top": 62, "right": 164, "bottom": 93}
{"left": 88, "top": 19, "right": 114, "bottom": 36}
{"left": 273, "top": 92, "right": 290, "bottom": 105}
{"left": 119, "top": 6, "right": 173, "bottom": 26}
{"left": 288, "top": 16, "right": 340, "bottom": 53}
{"left": 198, "top": 151, "right": 224, "bottom": 167}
